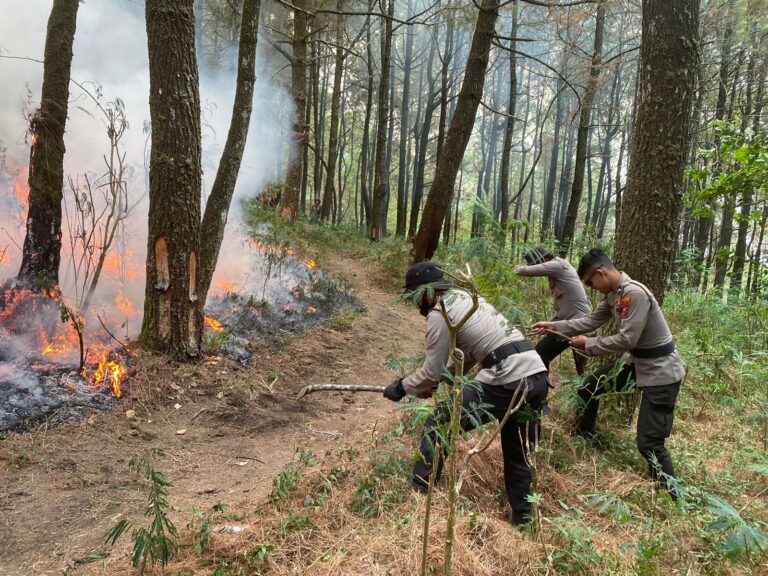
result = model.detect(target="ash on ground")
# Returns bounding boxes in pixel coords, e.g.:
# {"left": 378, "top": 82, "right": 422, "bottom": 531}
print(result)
{"left": 0, "top": 362, "right": 119, "bottom": 433}
{"left": 205, "top": 266, "right": 364, "bottom": 365}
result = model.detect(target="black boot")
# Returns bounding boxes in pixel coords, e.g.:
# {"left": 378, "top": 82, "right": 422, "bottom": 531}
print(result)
{"left": 507, "top": 510, "right": 532, "bottom": 526}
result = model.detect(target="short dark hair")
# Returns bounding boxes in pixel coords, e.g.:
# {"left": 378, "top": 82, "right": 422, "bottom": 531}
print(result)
{"left": 577, "top": 248, "right": 615, "bottom": 279}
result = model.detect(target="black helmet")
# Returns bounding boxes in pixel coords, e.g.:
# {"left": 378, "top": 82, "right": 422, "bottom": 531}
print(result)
{"left": 524, "top": 245, "right": 554, "bottom": 265}
{"left": 404, "top": 261, "right": 453, "bottom": 293}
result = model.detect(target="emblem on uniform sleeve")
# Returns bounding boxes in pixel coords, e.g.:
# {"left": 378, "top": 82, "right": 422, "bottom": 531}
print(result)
{"left": 617, "top": 295, "right": 632, "bottom": 319}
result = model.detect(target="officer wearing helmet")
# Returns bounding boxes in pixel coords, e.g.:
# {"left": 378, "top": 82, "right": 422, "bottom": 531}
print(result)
{"left": 515, "top": 245, "right": 592, "bottom": 375}
{"left": 383, "top": 261, "right": 549, "bottom": 525}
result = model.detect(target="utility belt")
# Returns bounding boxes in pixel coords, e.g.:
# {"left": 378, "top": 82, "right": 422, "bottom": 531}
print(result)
{"left": 481, "top": 340, "right": 534, "bottom": 370}
{"left": 631, "top": 340, "right": 676, "bottom": 359}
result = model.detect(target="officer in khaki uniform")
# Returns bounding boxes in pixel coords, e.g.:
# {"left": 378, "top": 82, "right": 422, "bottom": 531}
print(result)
{"left": 383, "top": 261, "right": 549, "bottom": 525}
{"left": 532, "top": 249, "right": 685, "bottom": 495}
{"left": 515, "top": 245, "right": 592, "bottom": 374}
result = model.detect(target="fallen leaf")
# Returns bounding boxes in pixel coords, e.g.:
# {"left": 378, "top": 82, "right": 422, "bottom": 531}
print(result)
{"left": 174, "top": 403, "right": 182, "bottom": 410}
{"left": 125, "top": 410, "right": 136, "bottom": 419}
{"left": 176, "top": 429, "right": 187, "bottom": 435}
{"left": 170, "top": 383, "right": 181, "bottom": 391}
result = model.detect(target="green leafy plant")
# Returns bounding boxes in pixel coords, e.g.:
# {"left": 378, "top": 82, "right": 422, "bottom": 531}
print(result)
{"left": 188, "top": 502, "right": 227, "bottom": 556}
{"left": 104, "top": 449, "right": 179, "bottom": 574}
{"left": 706, "top": 496, "right": 768, "bottom": 561}
{"left": 243, "top": 543, "right": 274, "bottom": 570}
{"left": 270, "top": 448, "right": 316, "bottom": 507}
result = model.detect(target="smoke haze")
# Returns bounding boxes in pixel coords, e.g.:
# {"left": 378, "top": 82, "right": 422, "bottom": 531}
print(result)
{"left": 0, "top": 0, "right": 292, "bottom": 335}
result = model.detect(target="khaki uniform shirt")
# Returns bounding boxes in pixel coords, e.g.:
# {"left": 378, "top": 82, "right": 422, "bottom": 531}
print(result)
{"left": 402, "top": 290, "right": 546, "bottom": 397}
{"left": 516, "top": 257, "right": 592, "bottom": 321}
{"left": 552, "top": 272, "right": 685, "bottom": 388}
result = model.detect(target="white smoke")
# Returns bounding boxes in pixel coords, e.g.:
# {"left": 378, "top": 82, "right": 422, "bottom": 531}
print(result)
{"left": 0, "top": 0, "right": 292, "bottom": 335}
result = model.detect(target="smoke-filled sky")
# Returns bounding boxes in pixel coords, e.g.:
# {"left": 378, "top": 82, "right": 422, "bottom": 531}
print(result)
{"left": 0, "top": 0, "right": 292, "bottom": 329}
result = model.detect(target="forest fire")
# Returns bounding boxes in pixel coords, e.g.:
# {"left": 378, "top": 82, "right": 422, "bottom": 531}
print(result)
{"left": 204, "top": 316, "right": 224, "bottom": 331}
{"left": 304, "top": 259, "right": 317, "bottom": 269}
{"left": 0, "top": 283, "right": 130, "bottom": 431}
{"left": 85, "top": 346, "right": 125, "bottom": 398}
{"left": 214, "top": 277, "right": 238, "bottom": 294}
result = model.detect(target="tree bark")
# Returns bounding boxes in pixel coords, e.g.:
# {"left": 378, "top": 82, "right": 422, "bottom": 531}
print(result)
{"left": 395, "top": 0, "right": 414, "bottom": 237}
{"left": 198, "top": 0, "right": 260, "bottom": 304}
{"left": 17, "top": 0, "right": 80, "bottom": 288}
{"left": 408, "top": 39, "right": 438, "bottom": 239}
{"left": 540, "top": 74, "right": 565, "bottom": 241}
{"left": 282, "top": 0, "right": 308, "bottom": 221}
{"left": 499, "top": 1, "right": 519, "bottom": 235}
{"left": 412, "top": 0, "right": 500, "bottom": 261}
{"left": 321, "top": 1, "right": 345, "bottom": 223}
{"left": 613, "top": 0, "right": 700, "bottom": 304}
{"left": 369, "top": 0, "right": 394, "bottom": 241}
{"left": 141, "top": 0, "right": 204, "bottom": 357}
{"left": 560, "top": 0, "right": 605, "bottom": 256}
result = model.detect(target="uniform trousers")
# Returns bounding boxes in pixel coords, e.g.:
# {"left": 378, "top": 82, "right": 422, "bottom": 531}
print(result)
{"left": 577, "top": 363, "right": 681, "bottom": 488}
{"left": 535, "top": 332, "right": 587, "bottom": 375}
{"left": 413, "top": 371, "right": 549, "bottom": 515}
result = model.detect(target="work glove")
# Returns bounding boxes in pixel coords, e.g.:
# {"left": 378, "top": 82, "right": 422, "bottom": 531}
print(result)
{"left": 383, "top": 378, "right": 406, "bottom": 402}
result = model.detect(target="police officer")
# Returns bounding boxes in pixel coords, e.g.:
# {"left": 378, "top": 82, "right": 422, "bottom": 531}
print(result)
{"left": 532, "top": 249, "right": 685, "bottom": 496}
{"left": 515, "top": 245, "right": 592, "bottom": 375}
{"left": 383, "top": 261, "right": 549, "bottom": 524}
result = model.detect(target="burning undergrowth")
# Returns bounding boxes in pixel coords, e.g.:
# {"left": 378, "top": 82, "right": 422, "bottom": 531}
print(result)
{"left": 204, "top": 251, "right": 364, "bottom": 363}
{"left": 0, "top": 284, "right": 130, "bottom": 433}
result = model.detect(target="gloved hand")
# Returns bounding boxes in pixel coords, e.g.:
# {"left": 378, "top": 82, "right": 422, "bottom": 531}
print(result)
{"left": 383, "top": 378, "right": 406, "bottom": 402}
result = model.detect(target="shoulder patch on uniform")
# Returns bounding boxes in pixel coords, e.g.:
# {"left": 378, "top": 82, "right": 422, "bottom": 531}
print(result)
{"left": 617, "top": 295, "right": 632, "bottom": 319}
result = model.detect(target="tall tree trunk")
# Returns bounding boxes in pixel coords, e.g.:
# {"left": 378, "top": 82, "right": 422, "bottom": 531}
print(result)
{"left": 395, "top": 0, "right": 414, "bottom": 237}
{"left": 614, "top": 0, "right": 699, "bottom": 304}
{"left": 282, "top": 0, "right": 308, "bottom": 221}
{"left": 141, "top": 0, "right": 203, "bottom": 357}
{"left": 381, "top": 62, "right": 396, "bottom": 236}
{"left": 413, "top": 0, "right": 500, "bottom": 261}
{"left": 198, "top": 0, "right": 260, "bottom": 303}
{"left": 359, "top": 10, "right": 374, "bottom": 228}
{"left": 540, "top": 75, "right": 564, "bottom": 241}
{"left": 555, "top": 123, "right": 576, "bottom": 238}
{"left": 17, "top": 0, "right": 80, "bottom": 288}
{"left": 408, "top": 40, "right": 438, "bottom": 239}
{"left": 300, "top": 54, "right": 312, "bottom": 212}
{"left": 560, "top": 0, "right": 605, "bottom": 255}
{"left": 438, "top": 15, "right": 456, "bottom": 242}
{"left": 612, "top": 125, "right": 625, "bottom": 234}
{"left": 592, "top": 60, "right": 622, "bottom": 228}
{"left": 694, "top": 14, "right": 732, "bottom": 288}
{"left": 369, "top": 0, "right": 394, "bottom": 240}
{"left": 499, "top": 1, "right": 519, "bottom": 234}
{"left": 322, "top": 2, "right": 344, "bottom": 223}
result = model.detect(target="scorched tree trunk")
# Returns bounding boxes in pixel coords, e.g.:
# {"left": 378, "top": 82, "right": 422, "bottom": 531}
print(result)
{"left": 17, "top": 0, "right": 80, "bottom": 289}
{"left": 141, "top": 0, "right": 203, "bottom": 358}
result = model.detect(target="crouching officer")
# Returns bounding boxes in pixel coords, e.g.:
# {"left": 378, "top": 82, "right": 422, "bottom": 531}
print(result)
{"left": 384, "top": 261, "right": 549, "bottom": 525}
{"left": 532, "top": 249, "right": 685, "bottom": 496}
{"left": 515, "top": 245, "right": 592, "bottom": 375}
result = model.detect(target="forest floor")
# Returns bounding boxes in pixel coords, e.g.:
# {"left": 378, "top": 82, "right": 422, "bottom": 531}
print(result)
{"left": 0, "top": 253, "right": 423, "bottom": 575}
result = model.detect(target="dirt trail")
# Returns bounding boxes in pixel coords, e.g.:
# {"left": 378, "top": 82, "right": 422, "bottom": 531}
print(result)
{"left": 0, "top": 255, "right": 423, "bottom": 575}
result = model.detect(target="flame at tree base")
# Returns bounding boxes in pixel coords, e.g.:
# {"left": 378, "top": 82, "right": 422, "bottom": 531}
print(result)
{"left": 83, "top": 347, "right": 125, "bottom": 399}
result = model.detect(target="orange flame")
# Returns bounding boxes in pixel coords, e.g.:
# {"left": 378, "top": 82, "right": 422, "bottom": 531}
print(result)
{"left": 102, "top": 249, "right": 143, "bottom": 281}
{"left": 304, "top": 259, "right": 317, "bottom": 269}
{"left": 86, "top": 347, "right": 125, "bottom": 398}
{"left": 204, "top": 316, "right": 224, "bottom": 331}
{"left": 213, "top": 277, "right": 237, "bottom": 295}
{"left": 306, "top": 306, "right": 316, "bottom": 314}
{"left": 115, "top": 289, "right": 139, "bottom": 317}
